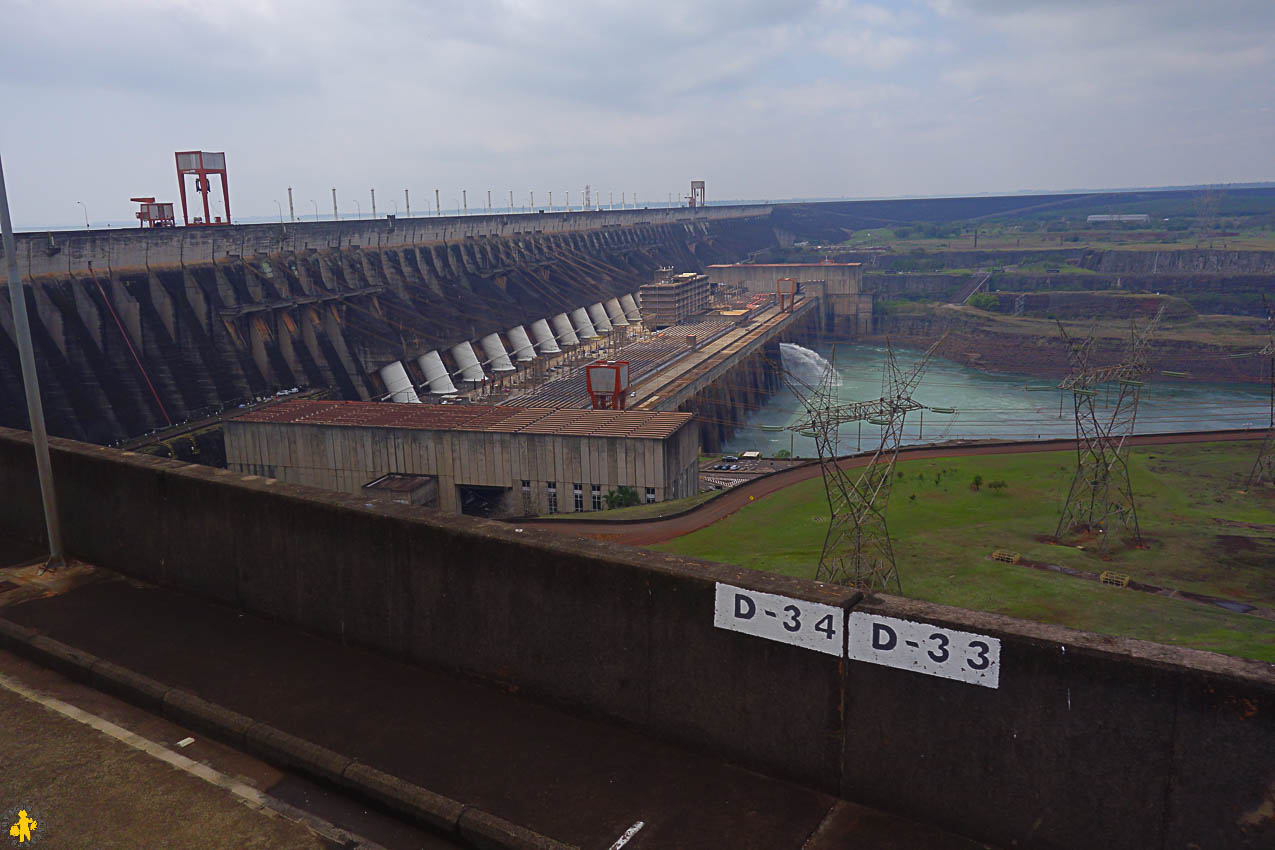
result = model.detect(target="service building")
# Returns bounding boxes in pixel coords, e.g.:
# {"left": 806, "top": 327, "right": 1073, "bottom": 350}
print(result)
{"left": 226, "top": 400, "right": 699, "bottom": 517}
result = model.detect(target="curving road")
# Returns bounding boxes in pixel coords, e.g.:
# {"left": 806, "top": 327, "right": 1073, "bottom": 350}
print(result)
{"left": 514, "top": 429, "right": 1265, "bottom": 546}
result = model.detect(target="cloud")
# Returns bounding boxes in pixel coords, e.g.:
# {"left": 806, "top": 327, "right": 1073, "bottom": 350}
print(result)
{"left": 0, "top": 0, "right": 1270, "bottom": 227}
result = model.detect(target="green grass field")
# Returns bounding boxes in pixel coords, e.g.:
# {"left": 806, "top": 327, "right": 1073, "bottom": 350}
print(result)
{"left": 654, "top": 441, "right": 1275, "bottom": 661}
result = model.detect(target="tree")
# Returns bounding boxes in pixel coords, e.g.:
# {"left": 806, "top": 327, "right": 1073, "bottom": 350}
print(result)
{"left": 605, "top": 485, "right": 640, "bottom": 509}
{"left": 968, "top": 292, "right": 1000, "bottom": 312}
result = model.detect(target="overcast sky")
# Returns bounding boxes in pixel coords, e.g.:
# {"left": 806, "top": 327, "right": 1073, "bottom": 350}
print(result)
{"left": 2, "top": 0, "right": 1272, "bottom": 228}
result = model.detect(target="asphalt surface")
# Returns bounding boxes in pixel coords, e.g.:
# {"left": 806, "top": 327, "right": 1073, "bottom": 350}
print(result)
{"left": 0, "top": 553, "right": 995, "bottom": 850}
{"left": 0, "top": 649, "right": 455, "bottom": 849}
{"left": 519, "top": 430, "right": 1264, "bottom": 545}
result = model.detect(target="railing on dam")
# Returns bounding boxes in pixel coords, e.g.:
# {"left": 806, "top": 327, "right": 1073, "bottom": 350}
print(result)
{"left": 0, "top": 425, "right": 1271, "bottom": 850}
{"left": 9, "top": 204, "right": 773, "bottom": 279}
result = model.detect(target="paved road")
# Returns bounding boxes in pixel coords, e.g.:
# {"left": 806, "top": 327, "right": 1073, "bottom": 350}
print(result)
{"left": 518, "top": 430, "right": 1264, "bottom": 546}
{"left": 0, "top": 651, "right": 459, "bottom": 850}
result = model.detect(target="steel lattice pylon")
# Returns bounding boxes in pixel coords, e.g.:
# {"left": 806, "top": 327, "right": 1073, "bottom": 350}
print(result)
{"left": 786, "top": 336, "right": 946, "bottom": 592}
{"left": 1054, "top": 307, "right": 1163, "bottom": 549}
{"left": 1246, "top": 295, "right": 1275, "bottom": 488}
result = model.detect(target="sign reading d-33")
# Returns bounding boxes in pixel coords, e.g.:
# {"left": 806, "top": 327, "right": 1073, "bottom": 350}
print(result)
{"left": 846, "top": 611, "right": 1001, "bottom": 689}
{"left": 713, "top": 583, "right": 1002, "bottom": 689}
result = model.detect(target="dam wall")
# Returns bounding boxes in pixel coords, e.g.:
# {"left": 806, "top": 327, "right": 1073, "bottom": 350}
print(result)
{"left": 8, "top": 205, "right": 773, "bottom": 280}
{"left": 0, "top": 207, "right": 778, "bottom": 445}
{"left": 1, "top": 426, "right": 1272, "bottom": 850}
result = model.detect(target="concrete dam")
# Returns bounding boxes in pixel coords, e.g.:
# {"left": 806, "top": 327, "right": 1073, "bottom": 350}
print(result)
{"left": 0, "top": 206, "right": 781, "bottom": 446}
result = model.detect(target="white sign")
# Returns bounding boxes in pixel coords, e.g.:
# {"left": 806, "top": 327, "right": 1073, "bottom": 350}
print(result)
{"left": 846, "top": 612, "right": 1001, "bottom": 689}
{"left": 714, "top": 583, "right": 844, "bottom": 656}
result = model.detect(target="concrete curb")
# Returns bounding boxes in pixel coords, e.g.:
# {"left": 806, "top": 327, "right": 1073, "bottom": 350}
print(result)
{"left": 0, "top": 619, "right": 578, "bottom": 850}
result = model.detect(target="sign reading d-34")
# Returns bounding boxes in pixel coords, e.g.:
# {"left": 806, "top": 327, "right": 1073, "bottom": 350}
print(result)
{"left": 713, "top": 583, "right": 844, "bottom": 656}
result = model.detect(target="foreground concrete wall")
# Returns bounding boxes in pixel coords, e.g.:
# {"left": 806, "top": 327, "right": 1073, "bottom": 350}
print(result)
{"left": 1, "top": 427, "right": 1272, "bottom": 850}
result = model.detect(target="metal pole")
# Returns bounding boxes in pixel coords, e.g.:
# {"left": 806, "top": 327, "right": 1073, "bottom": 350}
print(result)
{"left": 435, "top": 189, "right": 440, "bottom": 217}
{"left": 509, "top": 190, "right": 514, "bottom": 213}
{"left": 0, "top": 154, "right": 64, "bottom": 568}
{"left": 462, "top": 190, "right": 467, "bottom": 216}
{"left": 332, "top": 188, "right": 339, "bottom": 221}
{"left": 287, "top": 187, "right": 295, "bottom": 222}
{"left": 487, "top": 190, "right": 491, "bottom": 214}
{"left": 405, "top": 188, "right": 411, "bottom": 218}
{"left": 370, "top": 188, "right": 376, "bottom": 218}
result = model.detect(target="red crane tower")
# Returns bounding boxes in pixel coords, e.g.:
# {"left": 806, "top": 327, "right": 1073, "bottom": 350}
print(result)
{"left": 586, "top": 360, "right": 630, "bottom": 409}
{"left": 175, "top": 151, "right": 231, "bottom": 226}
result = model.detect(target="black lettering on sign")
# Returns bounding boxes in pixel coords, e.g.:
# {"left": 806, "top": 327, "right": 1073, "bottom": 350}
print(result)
{"left": 815, "top": 613, "right": 837, "bottom": 640}
{"left": 872, "top": 622, "right": 897, "bottom": 651}
{"left": 782, "top": 605, "right": 802, "bottom": 633}
{"left": 734, "top": 594, "right": 756, "bottom": 620}
{"left": 927, "top": 632, "right": 950, "bottom": 663}
{"left": 968, "top": 640, "right": 991, "bottom": 670}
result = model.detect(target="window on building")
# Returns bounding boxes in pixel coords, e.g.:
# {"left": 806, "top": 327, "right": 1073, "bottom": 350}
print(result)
{"left": 547, "top": 482, "right": 557, "bottom": 514}
{"left": 573, "top": 483, "right": 583, "bottom": 512}
{"left": 521, "top": 479, "right": 532, "bottom": 512}
{"left": 645, "top": 487, "right": 656, "bottom": 504}
{"left": 591, "top": 484, "right": 602, "bottom": 511}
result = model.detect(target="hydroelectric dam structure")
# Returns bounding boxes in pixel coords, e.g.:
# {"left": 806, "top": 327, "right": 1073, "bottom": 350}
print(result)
{"left": 0, "top": 205, "right": 830, "bottom": 449}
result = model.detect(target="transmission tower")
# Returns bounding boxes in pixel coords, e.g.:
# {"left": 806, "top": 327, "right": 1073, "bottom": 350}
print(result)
{"left": 787, "top": 336, "right": 946, "bottom": 592}
{"left": 1054, "top": 306, "right": 1163, "bottom": 549}
{"left": 1246, "top": 296, "right": 1275, "bottom": 488}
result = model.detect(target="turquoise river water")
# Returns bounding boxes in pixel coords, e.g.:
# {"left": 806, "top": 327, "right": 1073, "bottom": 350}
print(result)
{"left": 722, "top": 343, "right": 1272, "bottom": 457}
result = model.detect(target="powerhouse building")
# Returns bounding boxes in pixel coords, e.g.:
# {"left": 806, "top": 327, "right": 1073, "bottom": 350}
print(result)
{"left": 226, "top": 400, "right": 698, "bottom": 517}
{"left": 705, "top": 262, "right": 872, "bottom": 335}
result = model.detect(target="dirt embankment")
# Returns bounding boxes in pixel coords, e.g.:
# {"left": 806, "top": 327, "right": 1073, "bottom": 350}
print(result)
{"left": 867, "top": 307, "right": 1271, "bottom": 384}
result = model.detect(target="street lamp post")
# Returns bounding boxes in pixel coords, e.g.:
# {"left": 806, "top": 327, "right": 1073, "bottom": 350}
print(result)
{"left": 2, "top": 153, "right": 64, "bottom": 568}
{"left": 310, "top": 200, "right": 319, "bottom": 221}
{"left": 353, "top": 198, "right": 361, "bottom": 219}
{"left": 273, "top": 200, "right": 283, "bottom": 223}
{"left": 76, "top": 201, "right": 88, "bottom": 229}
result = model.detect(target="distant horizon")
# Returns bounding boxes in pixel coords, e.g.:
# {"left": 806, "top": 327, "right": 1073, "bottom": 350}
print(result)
{"left": 16, "top": 180, "right": 1275, "bottom": 233}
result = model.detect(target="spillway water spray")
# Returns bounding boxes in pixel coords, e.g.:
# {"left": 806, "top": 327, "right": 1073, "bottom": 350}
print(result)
{"left": 780, "top": 343, "right": 841, "bottom": 390}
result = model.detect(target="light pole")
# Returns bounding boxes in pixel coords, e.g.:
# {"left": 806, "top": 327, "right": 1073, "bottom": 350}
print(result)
{"left": 370, "top": 188, "right": 376, "bottom": 218}
{"left": 76, "top": 201, "right": 88, "bottom": 229}
{"left": 287, "top": 187, "right": 295, "bottom": 222}
{"left": 332, "top": 188, "right": 339, "bottom": 221}
{"left": 310, "top": 199, "right": 319, "bottom": 221}
{"left": 405, "top": 188, "right": 411, "bottom": 218}
{"left": 353, "top": 198, "right": 361, "bottom": 219}
{"left": 273, "top": 200, "right": 283, "bottom": 223}
{"left": 2, "top": 154, "right": 64, "bottom": 568}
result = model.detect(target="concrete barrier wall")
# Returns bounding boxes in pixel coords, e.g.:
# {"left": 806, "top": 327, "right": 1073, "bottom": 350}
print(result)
{"left": 1, "top": 427, "right": 1272, "bottom": 850}
{"left": 10, "top": 205, "right": 772, "bottom": 279}
{"left": 0, "top": 427, "right": 852, "bottom": 793}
